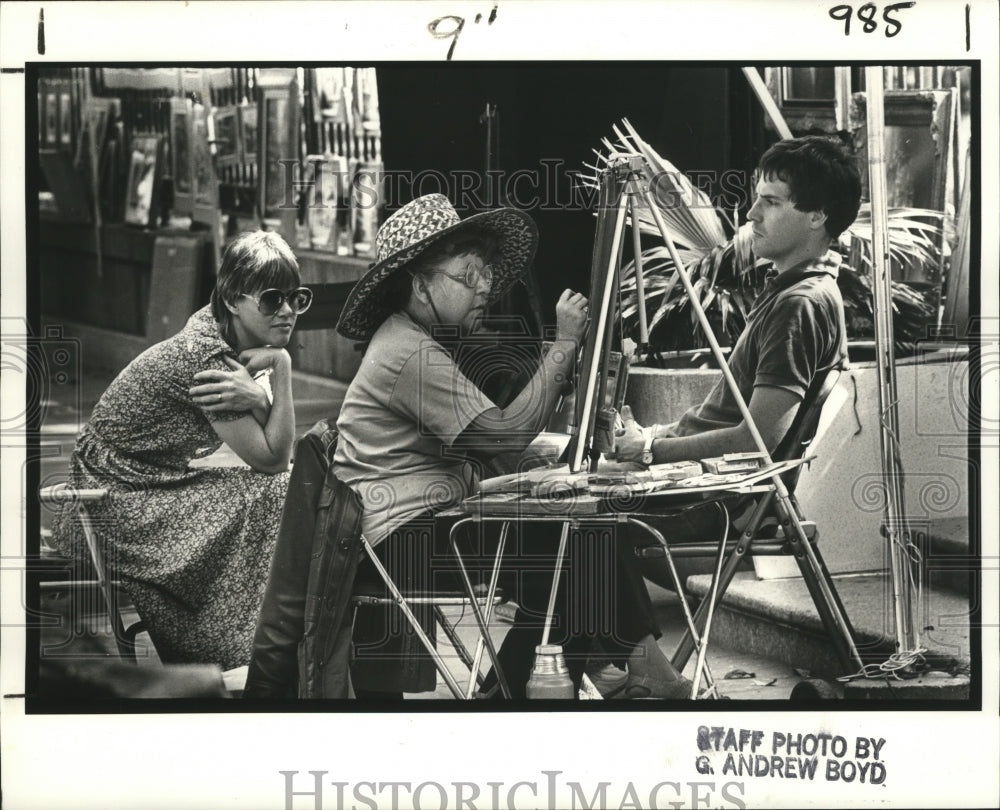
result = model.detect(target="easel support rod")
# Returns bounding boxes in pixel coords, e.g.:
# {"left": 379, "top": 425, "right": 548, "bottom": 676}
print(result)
{"left": 572, "top": 185, "right": 629, "bottom": 473}
{"left": 630, "top": 196, "right": 650, "bottom": 348}
{"left": 864, "top": 65, "right": 918, "bottom": 654}
{"left": 741, "top": 67, "right": 794, "bottom": 140}
{"left": 637, "top": 180, "right": 771, "bottom": 459}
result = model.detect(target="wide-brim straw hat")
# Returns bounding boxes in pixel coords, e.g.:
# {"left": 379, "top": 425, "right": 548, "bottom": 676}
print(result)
{"left": 336, "top": 193, "right": 538, "bottom": 341}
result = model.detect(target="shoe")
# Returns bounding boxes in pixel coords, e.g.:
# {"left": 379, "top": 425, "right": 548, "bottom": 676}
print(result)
{"left": 614, "top": 674, "right": 694, "bottom": 700}
{"left": 584, "top": 660, "right": 628, "bottom": 697}
{"left": 492, "top": 601, "right": 519, "bottom": 624}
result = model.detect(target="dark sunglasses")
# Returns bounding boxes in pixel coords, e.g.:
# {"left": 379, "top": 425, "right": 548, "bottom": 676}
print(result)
{"left": 240, "top": 287, "right": 313, "bottom": 316}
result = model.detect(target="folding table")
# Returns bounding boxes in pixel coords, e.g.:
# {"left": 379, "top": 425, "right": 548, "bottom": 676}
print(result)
{"left": 441, "top": 456, "right": 851, "bottom": 699}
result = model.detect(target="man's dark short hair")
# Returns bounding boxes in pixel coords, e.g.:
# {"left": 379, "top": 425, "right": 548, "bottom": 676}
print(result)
{"left": 758, "top": 136, "right": 863, "bottom": 240}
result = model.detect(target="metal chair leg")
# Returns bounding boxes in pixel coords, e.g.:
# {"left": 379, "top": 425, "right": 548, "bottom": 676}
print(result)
{"left": 360, "top": 540, "right": 467, "bottom": 700}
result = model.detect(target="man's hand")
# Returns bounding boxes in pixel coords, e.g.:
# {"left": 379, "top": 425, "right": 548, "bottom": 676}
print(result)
{"left": 611, "top": 405, "right": 647, "bottom": 463}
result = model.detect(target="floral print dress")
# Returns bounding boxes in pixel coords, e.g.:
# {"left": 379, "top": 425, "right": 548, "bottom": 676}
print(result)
{"left": 51, "top": 306, "right": 288, "bottom": 670}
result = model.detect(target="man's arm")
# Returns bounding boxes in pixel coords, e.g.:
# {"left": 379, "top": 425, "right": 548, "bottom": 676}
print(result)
{"left": 616, "top": 386, "right": 802, "bottom": 464}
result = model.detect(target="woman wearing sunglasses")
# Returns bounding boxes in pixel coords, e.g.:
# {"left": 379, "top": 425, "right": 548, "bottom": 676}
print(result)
{"left": 51, "top": 230, "right": 311, "bottom": 670}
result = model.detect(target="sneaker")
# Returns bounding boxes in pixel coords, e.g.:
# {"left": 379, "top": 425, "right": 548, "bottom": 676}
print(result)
{"left": 585, "top": 659, "right": 628, "bottom": 697}
{"left": 492, "top": 601, "right": 518, "bottom": 624}
{"left": 613, "top": 674, "right": 694, "bottom": 700}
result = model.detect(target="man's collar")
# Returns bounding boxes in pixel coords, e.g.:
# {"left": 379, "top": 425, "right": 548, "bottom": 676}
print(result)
{"left": 764, "top": 250, "right": 841, "bottom": 291}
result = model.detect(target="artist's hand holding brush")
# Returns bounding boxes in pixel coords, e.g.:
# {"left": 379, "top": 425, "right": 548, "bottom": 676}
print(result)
{"left": 554, "top": 288, "right": 590, "bottom": 346}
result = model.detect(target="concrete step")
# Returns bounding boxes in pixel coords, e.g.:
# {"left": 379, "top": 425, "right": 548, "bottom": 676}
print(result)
{"left": 920, "top": 516, "right": 974, "bottom": 596}
{"left": 687, "top": 571, "right": 971, "bottom": 693}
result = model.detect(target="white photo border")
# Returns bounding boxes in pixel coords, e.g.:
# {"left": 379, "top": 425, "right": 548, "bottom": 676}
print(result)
{"left": 2, "top": 2, "right": 997, "bottom": 809}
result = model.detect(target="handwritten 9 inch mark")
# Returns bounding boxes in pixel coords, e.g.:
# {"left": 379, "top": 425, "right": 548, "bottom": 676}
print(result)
{"left": 429, "top": 6, "right": 499, "bottom": 61}
{"left": 829, "top": 2, "right": 916, "bottom": 37}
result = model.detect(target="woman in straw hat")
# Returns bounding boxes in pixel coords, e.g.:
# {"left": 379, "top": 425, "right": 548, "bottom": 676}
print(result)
{"left": 332, "top": 193, "right": 598, "bottom": 698}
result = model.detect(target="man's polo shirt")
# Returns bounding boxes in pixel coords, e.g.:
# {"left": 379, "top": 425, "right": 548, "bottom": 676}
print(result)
{"left": 672, "top": 250, "right": 848, "bottom": 437}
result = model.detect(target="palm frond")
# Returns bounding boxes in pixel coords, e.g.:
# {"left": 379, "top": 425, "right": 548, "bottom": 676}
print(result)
{"left": 585, "top": 118, "right": 729, "bottom": 252}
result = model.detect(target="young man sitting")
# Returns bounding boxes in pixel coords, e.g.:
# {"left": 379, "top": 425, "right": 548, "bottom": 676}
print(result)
{"left": 603, "top": 135, "right": 862, "bottom": 698}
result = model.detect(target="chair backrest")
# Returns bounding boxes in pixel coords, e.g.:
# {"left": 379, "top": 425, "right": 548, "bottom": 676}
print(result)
{"left": 772, "top": 367, "right": 843, "bottom": 489}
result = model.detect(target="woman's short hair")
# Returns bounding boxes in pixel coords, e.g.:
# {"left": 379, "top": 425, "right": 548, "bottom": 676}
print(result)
{"left": 757, "top": 136, "right": 862, "bottom": 240}
{"left": 211, "top": 230, "right": 300, "bottom": 338}
{"left": 382, "top": 225, "right": 501, "bottom": 311}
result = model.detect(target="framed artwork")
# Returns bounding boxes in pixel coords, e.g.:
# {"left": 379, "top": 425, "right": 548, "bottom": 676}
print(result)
{"left": 850, "top": 89, "right": 955, "bottom": 213}
{"left": 260, "top": 92, "right": 290, "bottom": 218}
{"left": 123, "top": 134, "right": 162, "bottom": 228}
{"left": 45, "top": 91, "right": 58, "bottom": 147}
{"left": 238, "top": 103, "right": 257, "bottom": 164}
{"left": 189, "top": 100, "right": 223, "bottom": 271}
{"left": 211, "top": 105, "right": 241, "bottom": 167}
{"left": 257, "top": 70, "right": 300, "bottom": 237}
{"left": 305, "top": 152, "right": 347, "bottom": 251}
{"left": 851, "top": 89, "right": 955, "bottom": 287}
{"left": 169, "top": 97, "right": 195, "bottom": 215}
{"left": 88, "top": 98, "right": 113, "bottom": 158}
{"left": 191, "top": 103, "right": 215, "bottom": 208}
{"left": 58, "top": 91, "right": 73, "bottom": 146}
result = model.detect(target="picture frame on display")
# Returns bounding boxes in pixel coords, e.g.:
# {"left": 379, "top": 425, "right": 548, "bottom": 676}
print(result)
{"left": 257, "top": 70, "right": 299, "bottom": 239}
{"left": 191, "top": 102, "right": 215, "bottom": 209}
{"left": 58, "top": 90, "right": 73, "bottom": 146}
{"left": 169, "top": 97, "right": 195, "bottom": 216}
{"left": 211, "top": 105, "right": 241, "bottom": 168}
{"left": 123, "top": 133, "right": 162, "bottom": 228}
{"left": 238, "top": 102, "right": 257, "bottom": 165}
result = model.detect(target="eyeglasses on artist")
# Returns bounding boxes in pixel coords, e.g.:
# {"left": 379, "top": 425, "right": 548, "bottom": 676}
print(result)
{"left": 240, "top": 287, "right": 314, "bottom": 316}
{"left": 421, "top": 262, "right": 495, "bottom": 290}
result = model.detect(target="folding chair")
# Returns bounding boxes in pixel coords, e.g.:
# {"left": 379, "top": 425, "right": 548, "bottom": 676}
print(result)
{"left": 39, "top": 484, "right": 251, "bottom": 695}
{"left": 633, "top": 368, "right": 862, "bottom": 682}
{"left": 351, "top": 530, "right": 510, "bottom": 700}
{"left": 38, "top": 485, "right": 148, "bottom": 663}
